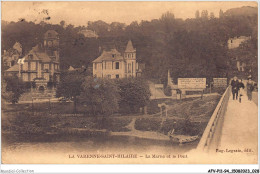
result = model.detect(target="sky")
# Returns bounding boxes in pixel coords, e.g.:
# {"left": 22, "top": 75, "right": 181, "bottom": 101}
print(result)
{"left": 2, "top": 1, "right": 258, "bottom": 26}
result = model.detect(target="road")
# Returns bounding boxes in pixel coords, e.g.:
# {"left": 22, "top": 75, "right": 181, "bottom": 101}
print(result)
{"left": 217, "top": 89, "right": 258, "bottom": 164}
{"left": 252, "top": 91, "right": 258, "bottom": 105}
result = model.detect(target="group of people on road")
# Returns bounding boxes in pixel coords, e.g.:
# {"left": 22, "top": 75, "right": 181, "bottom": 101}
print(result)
{"left": 231, "top": 76, "right": 255, "bottom": 103}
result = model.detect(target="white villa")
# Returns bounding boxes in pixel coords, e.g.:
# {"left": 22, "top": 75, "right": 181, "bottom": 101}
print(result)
{"left": 92, "top": 40, "right": 140, "bottom": 79}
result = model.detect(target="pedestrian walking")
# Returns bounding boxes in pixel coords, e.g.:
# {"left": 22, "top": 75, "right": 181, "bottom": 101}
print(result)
{"left": 247, "top": 78, "right": 254, "bottom": 101}
{"left": 238, "top": 79, "right": 245, "bottom": 103}
{"left": 231, "top": 76, "right": 239, "bottom": 100}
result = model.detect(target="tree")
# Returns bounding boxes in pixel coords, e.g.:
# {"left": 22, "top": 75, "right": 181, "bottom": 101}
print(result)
{"left": 116, "top": 78, "right": 151, "bottom": 113}
{"left": 80, "top": 77, "right": 120, "bottom": 116}
{"left": 219, "top": 9, "right": 224, "bottom": 18}
{"left": 195, "top": 10, "right": 200, "bottom": 19}
{"left": 2, "top": 78, "right": 13, "bottom": 105}
{"left": 56, "top": 71, "right": 85, "bottom": 113}
{"left": 210, "top": 12, "right": 215, "bottom": 19}
{"left": 60, "top": 20, "right": 66, "bottom": 28}
{"left": 160, "top": 11, "right": 175, "bottom": 21}
{"left": 4, "top": 76, "right": 26, "bottom": 104}
{"left": 201, "top": 10, "right": 209, "bottom": 20}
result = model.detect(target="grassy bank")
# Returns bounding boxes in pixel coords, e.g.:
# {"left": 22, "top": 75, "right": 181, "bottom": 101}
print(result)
{"left": 2, "top": 95, "right": 220, "bottom": 141}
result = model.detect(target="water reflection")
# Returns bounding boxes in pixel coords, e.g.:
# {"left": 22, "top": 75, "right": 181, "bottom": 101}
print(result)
{"left": 2, "top": 133, "right": 198, "bottom": 163}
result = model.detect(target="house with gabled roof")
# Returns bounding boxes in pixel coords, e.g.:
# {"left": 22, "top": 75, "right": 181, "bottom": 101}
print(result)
{"left": 92, "top": 40, "right": 141, "bottom": 79}
{"left": 5, "top": 30, "right": 60, "bottom": 90}
{"left": 2, "top": 42, "right": 22, "bottom": 69}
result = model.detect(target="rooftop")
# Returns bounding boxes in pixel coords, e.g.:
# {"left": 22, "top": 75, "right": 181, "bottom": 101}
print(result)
{"left": 125, "top": 40, "right": 136, "bottom": 52}
{"left": 93, "top": 49, "right": 124, "bottom": 63}
{"left": 21, "top": 45, "right": 53, "bottom": 62}
{"left": 44, "top": 30, "right": 59, "bottom": 39}
{"left": 6, "top": 64, "right": 19, "bottom": 72}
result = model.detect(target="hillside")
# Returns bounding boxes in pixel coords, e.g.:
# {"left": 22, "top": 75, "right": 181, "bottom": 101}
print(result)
{"left": 224, "top": 6, "right": 257, "bottom": 17}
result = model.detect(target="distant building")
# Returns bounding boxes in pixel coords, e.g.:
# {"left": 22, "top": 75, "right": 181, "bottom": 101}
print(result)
{"left": 92, "top": 40, "right": 141, "bottom": 79}
{"left": 228, "top": 36, "right": 253, "bottom": 78}
{"left": 228, "top": 36, "right": 251, "bottom": 49}
{"left": 5, "top": 30, "right": 60, "bottom": 90}
{"left": 78, "top": 29, "right": 98, "bottom": 38}
{"left": 2, "top": 42, "right": 22, "bottom": 68}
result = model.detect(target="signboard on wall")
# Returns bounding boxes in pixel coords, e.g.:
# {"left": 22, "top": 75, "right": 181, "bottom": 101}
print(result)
{"left": 213, "top": 78, "right": 227, "bottom": 88}
{"left": 178, "top": 78, "right": 206, "bottom": 89}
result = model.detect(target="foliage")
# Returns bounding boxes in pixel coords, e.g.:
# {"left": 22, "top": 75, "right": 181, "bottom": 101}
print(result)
{"left": 228, "top": 39, "right": 257, "bottom": 81}
{"left": 116, "top": 78, "right": 151, "bottom": 113}
{"left": 1, "top": 7, "right": 257, "bottom": 82}
{"left": 3, "top": 76, "right": 26, "bottom": 104}
{"left": 56, "top": 71, "right": 85, "bottom": 112}
{"left": 1, "top": 78, "right": 13, "bottom": 104}
{"left": 164, "top": 85, "right": 172, "bottom": 96}
{"left": 80, "top": 77, "right": 120, "bottom": 116}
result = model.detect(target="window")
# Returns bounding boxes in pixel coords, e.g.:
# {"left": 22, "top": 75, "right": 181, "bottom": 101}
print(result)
{"left": 44, "top": 73, "right": 49, "bottom": 81}
{"left": 128, "top": 63, "right": 131, "bottom": 72}
{"left": 116, "top": 74, "right": 119, "bottom": 79}
{"left": 22, "top": 73, "right": 28, "bottom": 81}
{"left": 23, "top": 62, "right": 28, "bottom": 71}
{"left": 31, "top": 73, "right": 36, "bottom": 80}
{"left": 112, "top": 54, "right": 115, "bottom": 58}
{"left": 107, "top": 62, "right": 112, "bottom": 69}
{"left": 116, "top": 62, "right": 119, "bottom": 69}
{"left": 44, "top": 64, "right": 49, "bottom": 70}
{"left": 31, "top": 62, "right": 36, "bottom": 71}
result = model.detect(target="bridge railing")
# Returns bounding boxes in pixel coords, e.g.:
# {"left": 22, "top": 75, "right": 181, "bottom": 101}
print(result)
{"left": 196, "top": 86, "right": 231, "bottom": 152}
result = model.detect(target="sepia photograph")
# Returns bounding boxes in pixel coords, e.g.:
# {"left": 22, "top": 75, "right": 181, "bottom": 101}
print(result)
{"left": 1, "top": 1, "right": 258, "bottom": 167}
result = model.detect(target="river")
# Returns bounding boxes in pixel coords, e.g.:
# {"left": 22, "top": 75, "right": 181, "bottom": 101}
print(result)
{"left": 2, "top": 133, "right": 198, "bottom": 164}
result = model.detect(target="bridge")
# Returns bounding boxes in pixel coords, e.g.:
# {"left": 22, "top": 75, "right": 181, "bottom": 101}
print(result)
{"left": 196, "top": 86, "right": 258, "bottom": 164}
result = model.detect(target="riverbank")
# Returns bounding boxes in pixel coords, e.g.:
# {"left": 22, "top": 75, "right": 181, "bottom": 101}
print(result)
{"left": 2, "top": 95, "right": 220, "bottom": 144}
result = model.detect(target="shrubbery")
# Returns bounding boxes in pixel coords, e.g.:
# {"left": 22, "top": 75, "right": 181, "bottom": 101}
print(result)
{"left": 56, "top": 73, "right": 151, "bottom": 116}
{"left": 164, "top": 85, "right": 172, "bottom": 96}
{"left": 116, "top": 78, "right": 151, "bottom": 114}
{"left": 80, "top": 76, "right": 120, "bottom": 116}
{"left": 3, "top": 76, "right": 26, "bottom": 104}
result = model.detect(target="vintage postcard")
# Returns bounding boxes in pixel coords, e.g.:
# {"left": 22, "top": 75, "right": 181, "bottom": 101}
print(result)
{"left": 1, "top": 1, "right": 258, "bottom": 165}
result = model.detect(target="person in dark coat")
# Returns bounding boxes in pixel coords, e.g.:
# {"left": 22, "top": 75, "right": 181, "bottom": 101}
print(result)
{"left": 247, "top": 78, "right": 254, "bottom": 101}
{"left": 231, "top": 76, "right": 239, "bottom": 100}
{"left": 238, "top": 79, "right": 245, "bottom": 103}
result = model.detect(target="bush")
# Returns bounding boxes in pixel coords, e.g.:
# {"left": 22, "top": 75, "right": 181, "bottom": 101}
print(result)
{"left": 80, "top": 77, "right": 120, "bottom": 116}
{"left": 135, "top": 118, "right": 161, "bottom": 131}
{"left": 3, "top": 76, "right": 26, "bottom": 104}
{"left": 56, "top": 71, "right": 85, "bottom": 113}
{"left": 116, "top": 78, "right": 151, "bottom": 114}
{"left": 164, "top": 85, "right": 172, "bottom": 96}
